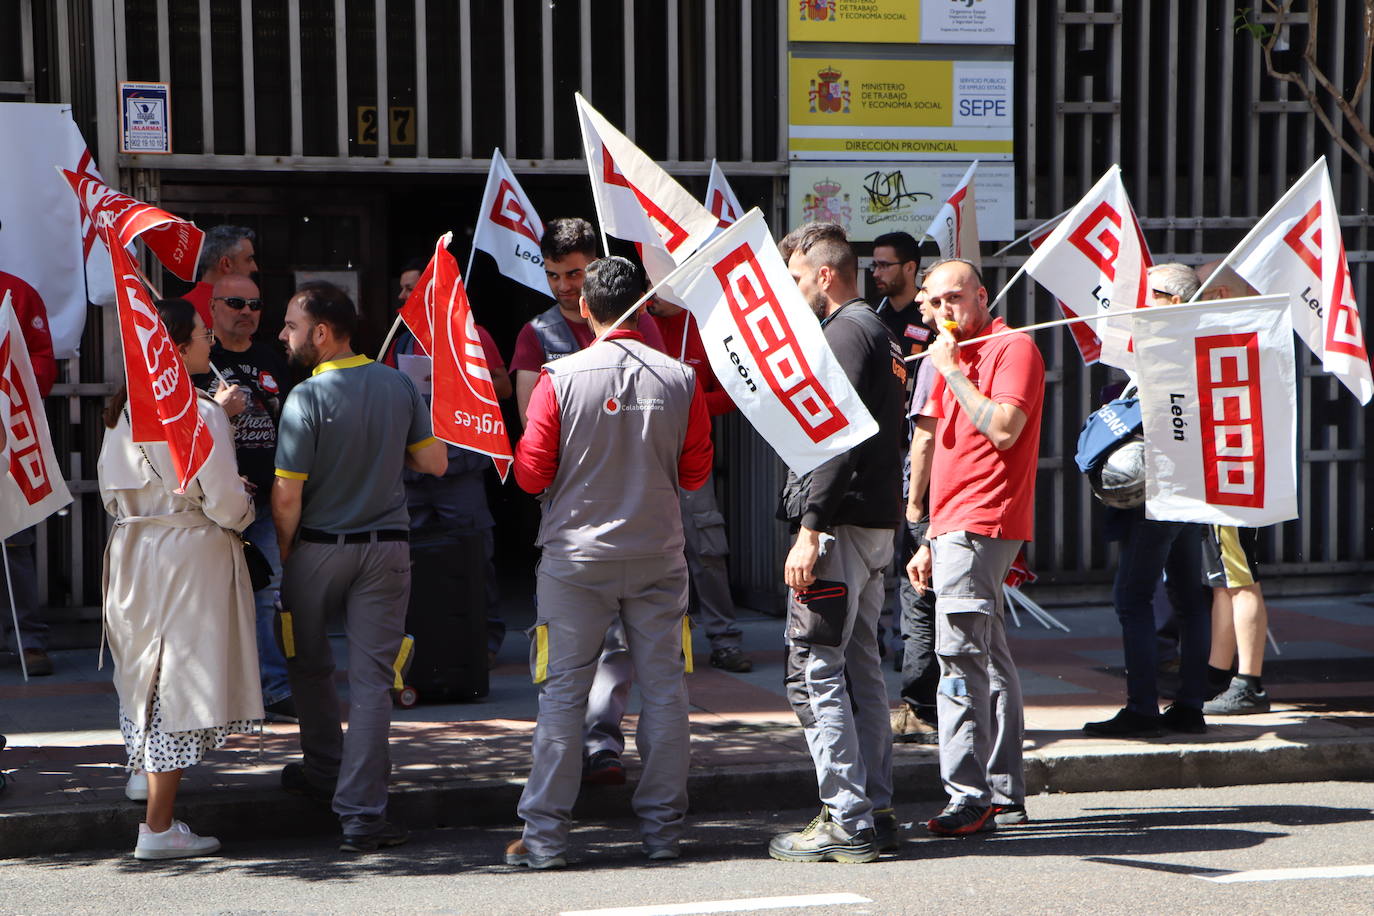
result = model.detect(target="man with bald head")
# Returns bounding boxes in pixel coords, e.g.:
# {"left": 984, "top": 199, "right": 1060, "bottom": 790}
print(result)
{"left": 202, "top": 272, "right": 296, "bottom": 721}
{"left": 769, "top": 222, "right": 905, "bottom": 864}
{"left": 906, "top": 257, "right": 1044, "bottom": 836}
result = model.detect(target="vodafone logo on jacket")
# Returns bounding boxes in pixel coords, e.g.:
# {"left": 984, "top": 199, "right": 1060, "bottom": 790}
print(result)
{"left": 603, "top": 396, "right": 621, "bottom": 415}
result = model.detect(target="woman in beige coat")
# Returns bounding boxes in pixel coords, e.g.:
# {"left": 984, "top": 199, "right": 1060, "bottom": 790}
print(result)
{"left": 98, "top": 298, "right": 263, "bottom": 860}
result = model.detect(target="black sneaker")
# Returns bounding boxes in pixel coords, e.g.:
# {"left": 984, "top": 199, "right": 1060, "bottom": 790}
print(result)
{"left": 709, "top": 647, "right": 753, "bottom": 673}
{"left": 581, "top": 750, "right": 626, "bottom": 786}
{"left": 340, "top": 821, "right": 409, "bottom": 853}
{"left": 1203, "top": 677, "right": 1270, "bottom": 716}
{"left": 1161, "top": 703, "right": 1208, "bottom": 734}
{"left": 264, "top": 696, "right": 299, "bottom": 724}
{"left": 281, "top": 762, "right": 336, "bottom": 804}
{"left": 991, "top": 803, "right": 1029, "bottom": 826}
{"left": 768, "top": 809, "right": 878, "bottom": 864}
{"left": 1082, "top": 707, "right": 1165, "bottom": 739}
{"left": 873, "top": 808, "right": 901, "bottom": 852}
{"left": 926, "top": 802, "right": 996, "bottom": 837}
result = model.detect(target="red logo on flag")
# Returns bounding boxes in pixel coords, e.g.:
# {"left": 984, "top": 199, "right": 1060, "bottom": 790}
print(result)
{"left": 1325, "top": 237, "right": 1369, "bottom": 360}
{"left": 601, "top": 147, "right": 691, "bottom": 253}
{"left": 709, "top": 190, "right": 738, "bottom": 228}
{"left": 1195, "top": 333, "right": 1265, "bottom": 509}
{"left": 489, "top": 179, "right": 541, "bottom": 245}
{"left": 712, "top": 243, "right": 848, "bottom": 444}
{"left": 0, "top": 333, "right": 54, "bottom": 505}
{"left": 1067, "top": 202, "right": 1123, "bottom": 279}
{"left": 1283, "top": 202, "right": 1323, "bottom": 276}
{"left": 64, "top": 170, "right": 205, "bottom": 282}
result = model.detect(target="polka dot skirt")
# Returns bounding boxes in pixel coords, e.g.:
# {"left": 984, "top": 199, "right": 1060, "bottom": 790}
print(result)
{"left": 120, "top": 679, "right": 256, "bottom": 774}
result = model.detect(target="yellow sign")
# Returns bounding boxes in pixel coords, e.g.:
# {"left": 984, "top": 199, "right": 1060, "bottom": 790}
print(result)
{"left": 354, "top": 106, "right": 417, "bottom": 146}
{"left": 790, "top": 0, "right": 920, "bottom": 44}
{"left": 788, "top": 56, "right": 1013, "bottom": 160}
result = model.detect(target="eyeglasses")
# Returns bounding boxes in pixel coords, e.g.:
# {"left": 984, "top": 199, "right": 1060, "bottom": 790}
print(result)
{"left": 214, "top": 296, "right": 263, "bottom": 312}
{"left": 870, "top": 259, "right": 905, "bottom": 270}
{"left": 192, "top": 330, "right": 216, "bottom": 343}
{"left": 1150, "top": 289, "right": 1176, "bottom": 300}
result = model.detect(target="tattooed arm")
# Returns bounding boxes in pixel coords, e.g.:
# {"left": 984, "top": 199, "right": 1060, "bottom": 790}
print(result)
{"left": 927, "top": 331, "right": 1029, "bottom": 451}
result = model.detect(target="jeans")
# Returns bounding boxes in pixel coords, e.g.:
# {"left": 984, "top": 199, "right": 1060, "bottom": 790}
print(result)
{"left": 245, "top": 508, "right": 292, "bottom": 706}
{"left": 1112, "top": 514, "right": 1211, "bottom": 714}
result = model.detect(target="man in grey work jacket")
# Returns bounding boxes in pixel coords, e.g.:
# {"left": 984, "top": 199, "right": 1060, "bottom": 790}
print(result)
{"left": 271, "top": 281, "right": 447, "bottom": 853}
{"left": 770, "top": 223, "right": 906, "bottom": 864}
{"left": 505, "top": 257, "right": 713, "bottom": 869}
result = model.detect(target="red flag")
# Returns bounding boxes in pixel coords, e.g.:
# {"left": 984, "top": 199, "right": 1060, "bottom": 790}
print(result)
{"left": 423, "top": 234, "right": 513, "bottom": 479}
{"left": 397, "top": 259, "right": 437, "bottom": 356}
{"left": 100, "top": 221, "right": 214, "bottom": 492}
{"left": 60, "top": 169, "right": 204, "bottom": 282}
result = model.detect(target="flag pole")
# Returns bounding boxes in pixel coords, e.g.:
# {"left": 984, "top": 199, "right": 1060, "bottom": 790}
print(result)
{"left": 906, "top": 295, "right": 1267, "bottom": 362}
{"left": 2, "top": 542, "right": 28, "bottom": 682}
{"left": 574, "top": 95, "right": 614, "bottom": 257}
{"left": 988, "top": 207, "right": 1073, "bottom": 258}
{"left": 1189, "top": 157, "right": 1327, "bottom": 303}
{"left": 376, "top": 314, "right": 405, "bottom": 363}
{"left": 986, "top": 261, "right": 1030, "bottom": 314}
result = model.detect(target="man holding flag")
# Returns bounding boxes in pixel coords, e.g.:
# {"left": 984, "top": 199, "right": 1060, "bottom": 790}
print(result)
{"left": 770, "top": 223, "right": 905, "bottom": 864}
{"left": 506, "top": 256, "right": 712, "bottom": 869}
{"left": 271, "top": 281, "right": 447, "bottom": 853}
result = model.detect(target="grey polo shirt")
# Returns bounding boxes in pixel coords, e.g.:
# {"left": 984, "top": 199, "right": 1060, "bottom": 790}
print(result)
{"left": 275, "top": 355, "right": 436, "bottom": 533}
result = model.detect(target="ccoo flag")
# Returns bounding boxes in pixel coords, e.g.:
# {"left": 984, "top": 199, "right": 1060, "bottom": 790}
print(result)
{"left": 418, "top": 233, "right": 512, "bottom": 479}
{"left": 1224, "top": 157, "right": 1372, "bottom": 404}
{"left": 1027, "top": 215, "right": 1102, "bottom": 365}
{"left": 923, "top": 161, "right": 982, "bottom": 271}
{"left": 651, "top": 209, "right": 877, "bottom": 477}
{"left": 59, "top": 169, "right": 204, "bottom": 282}
{"left": 705, "top": 160, "right": 745, "bottom": 228}
{"left": 470, "top": 149, "right": 552, "bottom": 299}
{"left": 1021, "top": 165, "right": 1152, "bottom": 371}
{"left": 1134, "top": 295, "right": 1298, "bottom": 527}
{"left": 99, "top": 221, "right": 215, "bottom": 492}
{"left": 0, "top": 290, "right": 73, "bottom": 541}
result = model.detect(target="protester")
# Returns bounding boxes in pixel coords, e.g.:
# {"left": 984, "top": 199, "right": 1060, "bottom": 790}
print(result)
{"left": 868, "top": 233, "right": 941, "bottom": 744}
{"left": 506, "top": 256, "right": 711, "bottom": 869}
{"left": 0, "top": 271, "right": 57, "bottom": 677}
{"left": 194, "top": 271, "right": 297, "bottom": 723}
{"left": 271, "top": 281, "right": 447, "bottom": 853}
{"left": 508, "top": 217, "right": 666, "bottom": 787}
{"left": 644, "top": 294, "right": 752, "bottom": 674}
{"left": 907, "top": 256, "right": 1044, "bottom": 836}
{"left": 769, "top": 223, "right": 904, "bottom": 864}
{"left": 184, "top": 225, "right": 258, "bottom": 327}
{"left": 1083, "top": 263, "right": 1213, "bottom": 739}
{"left": 1196, "top": 261, "right": 1273, "bottom": 715}
{"left": 98, "top": 298, "right": 261, "bottom": 860}
{"left": 384, "top": 261, "right": 512, "bottom": 666}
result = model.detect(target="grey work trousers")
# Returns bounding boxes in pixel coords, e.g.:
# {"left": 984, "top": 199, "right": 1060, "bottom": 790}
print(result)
{"left": 520, "top": 555, "right": 691, "bottom": 858}
{"left": 931, "top": 531, "right": 1025, "bottom": 809}
{"left": 584, "top": 621, "right": 632, "bottom": 758}
{"left": 0, "top": 527, "right": 44, "bottom": 653}
{"left": 784, "top": 525, "right": 894, "bottom": 835}
{"left": 281, "top": 539, "right": 411, "bottom": 836}
{"left": 680, "top": 476, "right": 742, "bottom": 651}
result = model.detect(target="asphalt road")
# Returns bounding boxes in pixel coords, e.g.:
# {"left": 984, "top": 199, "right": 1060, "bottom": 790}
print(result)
{"left": 3, "top": 781, "right": 1372, "bottom": 915}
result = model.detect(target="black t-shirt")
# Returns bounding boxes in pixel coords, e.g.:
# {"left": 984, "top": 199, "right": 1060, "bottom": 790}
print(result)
{"left": 194, "top": 340, "right": 293, "bottom": 494}
{"left": 875, "top": 297, "right": 931, "bottom": 358}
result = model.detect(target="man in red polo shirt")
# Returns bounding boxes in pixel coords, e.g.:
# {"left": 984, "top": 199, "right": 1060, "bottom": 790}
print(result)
{"left": 906, "top": 257, "right": 1044, "bottom": 837}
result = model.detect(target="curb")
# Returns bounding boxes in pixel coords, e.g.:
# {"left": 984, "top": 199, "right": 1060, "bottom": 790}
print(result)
{"left": 3, "top": 737, "right": 1373, "bottom": 859}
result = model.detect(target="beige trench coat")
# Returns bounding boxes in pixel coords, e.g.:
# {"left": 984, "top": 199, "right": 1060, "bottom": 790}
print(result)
{"left": 98, "top": 394, "right": 264, "bottom": 733}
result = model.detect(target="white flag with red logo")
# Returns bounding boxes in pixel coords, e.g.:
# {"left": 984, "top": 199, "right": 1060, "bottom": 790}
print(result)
{"left": 418, "top": 233, "right": 512, "bottom": 479}
{"left": 705, "top": 160, "right": 745, "bottom": 228}
{"left": 1021, "top": 165, "right": 1153, "bottom": 371}
{"left": 1225, "top": 157, "right": 1372, "bottom": 404}
{"left": 651, "top": 209, "right": 878, "bottom": 477}
{"left": 923, "top": 160, "right": 982, "bottom": 271}
{"left": 575, "top": 94, "right": 719, "bottom": 279}
{"left": 1134, "top": 295, "right": 1298, "bottom": 527}
{"left": 59, "top": 169, "right": 203, "bottom": 283}
{"left": 0, "top": 290, "right": 72, "bottom": 541}
{"left": 0, "top": 103, "right": 117, "bottom": 358}
{"left": 470, "top": 149, "right": 551, "bottom": 299}
{"left": 99, "top": 221, "right": 214, "bottom": 493}
{"left": 1027, "top": 216, "right": 1101, "bottom": 365}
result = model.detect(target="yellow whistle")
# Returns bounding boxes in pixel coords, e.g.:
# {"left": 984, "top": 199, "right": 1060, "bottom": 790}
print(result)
{"left": 941, "top": 320, "right": 958, "bottom": 332}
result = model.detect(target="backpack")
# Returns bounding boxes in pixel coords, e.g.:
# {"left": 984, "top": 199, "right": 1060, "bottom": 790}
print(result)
{"left": 1075, "top": 388, "right": 1146, "bottom": 509}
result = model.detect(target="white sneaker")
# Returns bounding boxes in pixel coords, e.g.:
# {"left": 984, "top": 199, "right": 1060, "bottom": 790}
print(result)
{"left": 134, "top": 820, "right": 221, "bottom": 860}
{"left": 125, "top": 771, "right": 148, "bottom": 801}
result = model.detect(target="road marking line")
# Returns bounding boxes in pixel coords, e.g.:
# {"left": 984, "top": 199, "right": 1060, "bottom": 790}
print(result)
{"left": 1198, "top": 864, "right": 1374, "bottom": 884}
{"left": 560, "top": 892, "right": 873, "bottom": 916}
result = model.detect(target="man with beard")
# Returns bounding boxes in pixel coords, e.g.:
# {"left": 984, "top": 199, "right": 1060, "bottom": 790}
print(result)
{"left": 271, "top": 281, "right": 447, "bottom": 852}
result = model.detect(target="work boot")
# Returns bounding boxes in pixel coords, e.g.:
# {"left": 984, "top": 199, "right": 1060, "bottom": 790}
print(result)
{"left": 709, "top": 646, "right": 753, "bottom": 673}
{"left": 767, "top": 808, "right": 878, "bottom": 864}
{"left": 890, "top": 705, "right": 938, "bottom": 744}
{"left": 926, "top": 802, "right": 996, "bottom": 837}
{"left": 505, "top": 838, "right": 567, "bottom": 869}
{"left": 22, "top": 648, "right": 53, "bottom": 677}
{"left": 581, "top": 750, "right": 626, "bottom": 786}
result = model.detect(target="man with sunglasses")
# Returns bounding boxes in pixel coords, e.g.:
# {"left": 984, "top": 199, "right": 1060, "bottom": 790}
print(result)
{"left": 198, "top": 272, "right": 297, "bottom": 723}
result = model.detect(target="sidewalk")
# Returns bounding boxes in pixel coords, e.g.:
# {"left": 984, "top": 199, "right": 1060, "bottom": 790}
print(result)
{"left": 2, "top": 591, "right": 1372, "bottom": 858}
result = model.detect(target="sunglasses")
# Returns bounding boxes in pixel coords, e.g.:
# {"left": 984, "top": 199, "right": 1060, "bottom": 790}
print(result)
{"left": 214, "top": 296, "right": 263, "bottom": 312}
